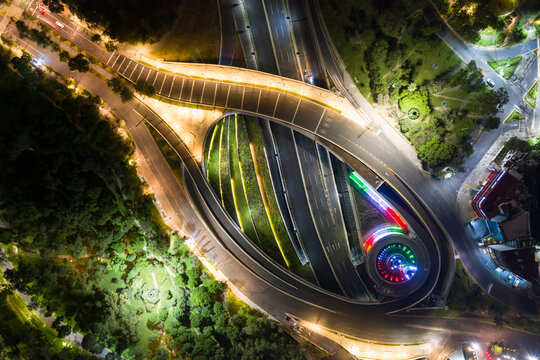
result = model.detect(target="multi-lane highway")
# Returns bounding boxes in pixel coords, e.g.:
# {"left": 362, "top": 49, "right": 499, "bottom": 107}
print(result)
{"left": 294, "top": 132, "right": 371, "bottom": 300}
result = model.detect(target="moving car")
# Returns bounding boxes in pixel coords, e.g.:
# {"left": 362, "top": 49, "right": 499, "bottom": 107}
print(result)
{"left": 30, "top": 58, "right": 42, "bottom": 68}
{"left": 486, "top": 78, "right": 495, "bottom": 88}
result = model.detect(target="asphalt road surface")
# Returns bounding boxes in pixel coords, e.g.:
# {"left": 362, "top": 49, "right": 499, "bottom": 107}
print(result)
{"left": 294, "top": 132, "right": 371, "bottom": 300}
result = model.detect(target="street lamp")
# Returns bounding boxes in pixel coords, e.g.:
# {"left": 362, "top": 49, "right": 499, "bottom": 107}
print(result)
{"left": 471, "top": 342, "right": 480, "bottom": 351}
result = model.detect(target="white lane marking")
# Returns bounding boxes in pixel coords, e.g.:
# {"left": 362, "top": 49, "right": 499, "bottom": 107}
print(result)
{"left": 106, "top": 51, "right": 116, "bottom": 65}
{"left": 129, "top": 62, "right": 139, "bottom": 79}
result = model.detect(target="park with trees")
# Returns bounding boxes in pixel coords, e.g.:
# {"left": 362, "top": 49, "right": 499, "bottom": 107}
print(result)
{"left": 60, "top": 0, "right": 185, "bottom": 44}
{"left": 0, "top": 45, "right": 304, "bottom": 359}
{"left": 433, "top": 0, "right": 540, "bottom": 46}
{"left": 321, "top": 0, "right": 509, "bottom": 172}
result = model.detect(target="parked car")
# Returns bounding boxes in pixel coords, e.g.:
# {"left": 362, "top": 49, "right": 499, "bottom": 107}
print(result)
{"left": 486, "top": 78, "right": 495, "bottom": 88}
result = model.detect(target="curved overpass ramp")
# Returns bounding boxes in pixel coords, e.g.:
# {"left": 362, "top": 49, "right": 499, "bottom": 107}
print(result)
{"left": 106, "top": 52, "right": 451, "bottom": 309}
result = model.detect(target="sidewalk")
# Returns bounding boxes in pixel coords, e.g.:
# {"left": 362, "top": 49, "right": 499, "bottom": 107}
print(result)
{"left": 455, "top": 130, "right": 517, "bottom": 222}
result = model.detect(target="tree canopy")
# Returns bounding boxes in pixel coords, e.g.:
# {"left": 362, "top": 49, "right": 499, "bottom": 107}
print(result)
{"left": 62, "top": 0, "right": 184, "bottom": 43}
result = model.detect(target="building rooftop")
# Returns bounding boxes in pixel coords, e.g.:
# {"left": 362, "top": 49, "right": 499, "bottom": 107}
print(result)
{"left": 489, "top": 245, "right": 539, "bottom": 282}
{"left": 472, "top": 169, "right": 529, "bottom": 220}
{"left": 500, "top": 211, "right": 531, "bottom": 242}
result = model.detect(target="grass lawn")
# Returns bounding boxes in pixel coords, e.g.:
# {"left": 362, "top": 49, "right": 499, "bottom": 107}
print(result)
{"left": 488, "top": 56, "right": 522, "bottom": 80}
{"left": 462, "top": 101, "right": 482, "bottom": 114}
{"left": 476, "top": 27, "right": 504, "bottom": 47}
{"left": 504, "top": 109, "right": 525, "bottom": 123}
{"left": 449, "top": 116, "right": 478, "bottom": 139}
{"left": 401, "top": 25, "right": 462, "bottom": 86}
{"left": 438, "top": 87, "right": 472, "bottom": 99}
{"left": 430, "top": 95, "right": 465, "bottom": 110}
{"left": 149, "top": 0, "right": 220, "bottom": 63}
{"left": 525, "top": 81, "right": 538, "bottom": 109}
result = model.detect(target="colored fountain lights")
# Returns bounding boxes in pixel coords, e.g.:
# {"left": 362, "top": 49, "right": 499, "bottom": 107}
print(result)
{"left": 376, "top": 243, "right": 418, "bottom": 283}
{"left": 347, "top": 171, "right": 409, "bottom": 253}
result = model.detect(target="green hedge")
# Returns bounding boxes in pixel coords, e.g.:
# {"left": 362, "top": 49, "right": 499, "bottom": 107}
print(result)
{"left": 236, "top": 116, "right": 284, "bottom": 265}
{"left": 206, "top": 119, "right": 223, "bottom": 192}
{"left": 245, "top": 117, "right": 308, "bottom": 277}
{"left": 228, "top": 116, "right": 260, "bottom": 244}
{"left": 218, "top": 118, "right": 237, "bottom": 220}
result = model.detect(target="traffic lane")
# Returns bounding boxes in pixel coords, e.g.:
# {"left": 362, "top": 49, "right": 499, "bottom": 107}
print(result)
{"left": 289, "top": 0, "right": 326, "bottom": 85}
{"left": 294, "top": 132, "right": 368, "bottom": 300}
{"left": 106, "top": 53, "right": 324, "bottom": 135}
{"left": 317, "top": 146, "right": 347, "bottom": 236}
{"left": 313, "top": 117, "right": 445, "bottom": 297}
{"left": 243, "top": 0, "right": 279, "bottom": 74}
{"left": 32, "top": 6, "right": 110, "bottom": 62}
{"left": 393, "top": 314, "right": 540, "bottom": 354}
{"left": 217, "top": 0, "right": 235, "bottom": 65}
{"left": 228, "top": 0, "right": 259, "bottom": 70}
{"left": 258, "top": 118, "right": 308, "bottom": 268}
{"left": 271, "top": 124, "right": 344, "bottom": 295}
{"left": 264, "top": 0, "right": 299, "bottom": 79}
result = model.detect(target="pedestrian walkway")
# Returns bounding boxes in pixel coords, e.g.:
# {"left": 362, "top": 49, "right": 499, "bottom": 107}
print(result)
{"left": 0, "top": 14, "right": 9, "bottom": 35}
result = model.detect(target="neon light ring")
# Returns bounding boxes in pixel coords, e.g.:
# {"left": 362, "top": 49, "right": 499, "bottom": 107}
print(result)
{"left": 376, "top": 243, "right": 418, "bottom": 283}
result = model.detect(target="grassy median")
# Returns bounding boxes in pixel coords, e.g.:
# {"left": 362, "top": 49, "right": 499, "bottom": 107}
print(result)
{"left": 206, "top": 119, "right": 223, "bottom": 193}
{"left": 228, "top": 116, "right": 260, "bottom": 244}
{"left": 205, "top": 115, "right": 317, "bottom": 279}
{"left": 488, "top": 56, "right": 522, "bottom": 80}
{"left": 504, "top": 109, "right": 525, "bottom": 124}
{"left": 245, "top": 116, "right": 310, "bottom": 277}
{"left": 525, "top": 81, "right": 538, "bottom": 109}
{"left": 236, "top": 116, "right": 285, "bottom": 266}
{"left": 219, "top": 118, "right": 238, "bottom": 221}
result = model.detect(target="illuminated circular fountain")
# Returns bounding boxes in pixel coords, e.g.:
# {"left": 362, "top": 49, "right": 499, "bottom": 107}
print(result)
{"left": 364, "top": 226, "right": 430, "bottom": 298}
{"left": 376, "top": 243, "right": 418, "bottom": 284}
